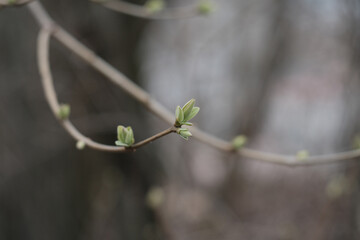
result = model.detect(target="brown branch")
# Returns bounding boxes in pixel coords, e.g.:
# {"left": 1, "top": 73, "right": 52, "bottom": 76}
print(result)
{"left": 130, "top": 127, "right": 177, "bottom": 149}
{"left": 91, "top": 0, "right": 203, "bottom": 20}
{"left": 37, "top": 28, "right": 176, "bottom": 152}
{"left": 29, "top": 1, "right": 360, "bottom": 166}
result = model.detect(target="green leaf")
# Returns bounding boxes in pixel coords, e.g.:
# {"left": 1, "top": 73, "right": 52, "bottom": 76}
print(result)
{"left": 126, "top": 126, "right": 135, "bottom": 145}
{"left": 353, "top": 135, "right": 360, "bottom": 149}
{"left": 177, "top": 128, "right": 192, "bottom": 140}
{"left": 197, "top": 1, "right": 214, "bottom": 15}
{"left": 125, "top": 133, "right": 132, "bottom": 145}
{"left": 76, "top": 140, "right": 86, "bottom": 150}
{"left": 184, "top": 107, "right": 200, "bottom": 122}
{"left": 182, "top": 99, "right": 195, "bottom": 119}
{"left": 182, "top": 122, "right": 193, "bottom": 126}
{"left": 296, "top": 150, "right": 309, "bottom": 160}
{"left": 232, "top": 135, "right": 247, "bottom": 149}
{"left": 145, "top": 0, "right": 165, "bottom": 13}
{"left": 175, "top": 106, "right": 184, "bottom": 123}
{"left": 57, "top": 104, "right": 71, "bottom": 120}
{"left": 115, "top": 140, "right": 128, "bottom": 147}
{"left": 117, "top": 125, "right": 125, "bottom": 142}
{"left": 146, "top": 187, "right": 164, "bottom": 209}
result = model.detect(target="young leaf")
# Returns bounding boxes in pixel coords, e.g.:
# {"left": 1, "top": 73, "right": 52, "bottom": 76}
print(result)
{"left": 177, "top": 128, "right": 192, "bottom": 140}
{"left": 296, "top": 150, "right": 309, "bottom": 160}
{"left": 197, "top": 1, "right": 214, "bottom": 15}
{"left": 76, "top": 140, "right": 86, "bottom": 150}
{"left": 175, "top": 106, "right": 184, "bottom": 122}
{"left": 184, "top": 107, "right": 200, "bottom": 121}
{"left": 117, "top": 125, "right": 126, "bottom": 142}
{"left": 58, "top": 104, "right": 71, "bottom": 120}
{"left": 232, "top": 135, "right": 247, "bottom": 149}
{"left": 182, "top": 99, "right": 195, "bottom": 119}
{"left": 115, "top": 140, "right": 129, "bottom": 147}
{"left": 125, "top": 132, "right": 133, "bottom": 145}
{"left": 145, "top": 0, "right": 165, "bottom": 13}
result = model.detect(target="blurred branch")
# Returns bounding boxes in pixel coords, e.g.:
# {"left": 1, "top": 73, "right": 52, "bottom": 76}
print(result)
{"left": 28, "top": 1, "right": 360, "bottom": 166}
{"left": 90, "top": 0, "right": 209, "bottom": 20}
{"left": 37, "top": 28, "right": 176, "bottom": 152}
{"left": 0, "top": 0, "right": 33, "bottom": 8}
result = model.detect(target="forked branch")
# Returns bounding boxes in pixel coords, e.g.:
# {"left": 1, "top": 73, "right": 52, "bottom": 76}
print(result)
{"left": 37, "top": 29, "right": 176, "bottom": 152}
{"left": 28, "top": 1, "right": 360, "bottom": 166}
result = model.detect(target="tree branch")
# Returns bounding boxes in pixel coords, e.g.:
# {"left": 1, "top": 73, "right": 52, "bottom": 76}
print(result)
{"left": 130, "top": 127, "right": 177, "bottom": 149}
{"left": 37, "top": 28, "right": 176, "bottom": 152}
{"left": 29, "top": 1, "right": 360, "bottom": 166}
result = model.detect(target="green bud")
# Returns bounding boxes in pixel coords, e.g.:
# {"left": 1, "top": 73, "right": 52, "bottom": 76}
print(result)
{"left": 185, "top": 107, "right": 200, "bottom": 122}
{"left": 353, "top": 135, "right": 360, "bottom": 149}
{"left": 326, "top": 175, "right": 350, "bottom": 199}
{"left": 57, "top": 104, "right": 70, "bottom": 120}
{"left": 232, "top": 135, "right": 247, "bottom": 149}
{"left": 115, "top": 125, "right": 135, "bottom": 147}
{"left": 182, "top": 99, "right": 195, "bottom": 119}
{"left": 117, "top": 126, "right": 125, "bottom": 142}
{"left": 176, "top": 128, "right": 192, "bottom": 140}
{"left": 146, "top": 187, "right": 164, "bottom": 209}
{"left": 197, "top": 1, "right": 214, "bottom": 15}
{"left": 174, "top": 99, "right": 200, "bottom": 126}
{"left": 175, "top": 106, "right": 184, "bottom": 123}
{"left": 125, "top": 126, "right": 135, "bottom": 146}
{"left": 145, "top": 0, "right": 165, "bottom": 13}
{"left": 76, "top": 140, "right": 86, "bottom": 150}
{"left": 296, "top": 150, "right": 309, "bottom": 160}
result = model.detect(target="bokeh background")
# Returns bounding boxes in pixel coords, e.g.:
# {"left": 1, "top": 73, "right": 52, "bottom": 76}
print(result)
{"left": 1, "top": 0, "right": 360, "bottom": 239}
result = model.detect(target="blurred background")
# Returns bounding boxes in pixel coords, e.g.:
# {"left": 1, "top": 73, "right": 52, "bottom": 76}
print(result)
{"left": 1, "top": 0, "right": 360, "bottom": 239}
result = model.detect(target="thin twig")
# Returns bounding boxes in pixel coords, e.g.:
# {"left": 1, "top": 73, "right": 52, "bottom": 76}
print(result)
{"left": 91, "top": 0, "right": 202, "bottom": 20}
{"left": 130, "top": 127, "right": 177, "bottom": 149}
{"left": 29, "top": 1, "right": 360, "bottom": 166}
{"left": 37, "top": 28, "right": 176, "bottom": 152}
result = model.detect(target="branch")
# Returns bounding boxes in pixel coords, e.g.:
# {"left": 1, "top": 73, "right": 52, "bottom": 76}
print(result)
{"left": 90, "top": 0, "right": 209, "bottom": 20}
{"left": 28, "top": 1, "right": 360, "bottom": 166}
{"left": 0, "top": 0, "right": 33, "bottom": 7}
{"left": 130, "top": 127, "right": 177, "bottom": 149}
{"left": 37, "top": 28, "right": 176, "bottom": 152}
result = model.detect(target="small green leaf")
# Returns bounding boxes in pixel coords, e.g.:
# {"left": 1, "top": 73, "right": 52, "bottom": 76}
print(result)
{"left": 184, "top": 107, "right": 200, "bottom": 122}
{"left": 174, "top": 99, "right": 199, "bottom": 127}
{"left": 232, "top": 135, "right": 247, "bottom": 149}
{"left": 146, "top": 186, "right": 164, "bottom": 209}
{"left": 125, "top": 127, "right": 134, "bottom": 146}
{"left": 176, "top": 106, "right": 184, "bottom": 123}
{"left": 182, "top": 99, "right": 195, "bottom": 119}
{"left": 145, "top": 0, "right": 165, "bottom": 13}
{"left": 353, "top": 135, "right": 360, "bottom": 149}
{"left": 175, "top": 106, "right": 181, "bottom": 120}
{"left": 117, "top": 125, "right": 126, "bottom": 142}
{"left": 326, "top": 175, "right": 350, "bottom": 199}
{"left": 197, "top": 1, "right": 215, "bottom": 15}
{"left": 177, "top": 128, "right": 192, "bottom": 140}
{"left": 115, "top": 140, "right": 129, "bottom": 147}
{"left": 76, "top": 140, "right": 86, "bottom": 150}
{"left": 125, "top": 134, "right": 132, "bottom": 145}
{"left": 296, "top": 150, "right": 309, "bottom": 160}
{"left": 57, "top": 104, "right": 71, "bottom": 120}
{"left": 116, "top": 125, "right": 135, "bottom": 146}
